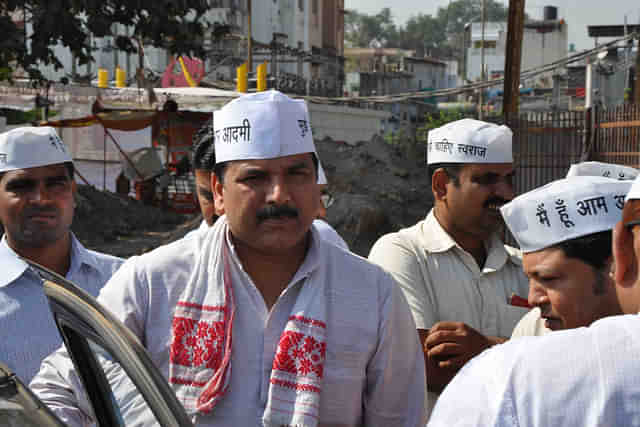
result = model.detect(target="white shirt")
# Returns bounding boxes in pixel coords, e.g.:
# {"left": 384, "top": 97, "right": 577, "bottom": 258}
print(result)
{"left": 429, "top": 314, "right": 640, "bottom": 427}
{"left": 0, "top": 234, "right": 123, "bottom": 382}
{"left": 368, "top": 209, "right": 530, "bottom": 416}
{"left": 32, "top": 222, "right": 425, "bottom": 426}
{"left": 511, "top": 307, "right": 550, "bottom": 338}
{"left": 312, "top": 219, "right": 349, "bottom": 250}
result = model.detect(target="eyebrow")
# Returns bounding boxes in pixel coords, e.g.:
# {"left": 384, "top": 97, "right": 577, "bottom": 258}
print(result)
{"left": 288, "top": 161, "right": 312, "bottom": 172}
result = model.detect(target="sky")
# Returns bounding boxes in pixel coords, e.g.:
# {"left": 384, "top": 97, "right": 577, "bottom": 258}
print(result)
{"left": 344, "top": 0, "right": 640, "bottom": 51}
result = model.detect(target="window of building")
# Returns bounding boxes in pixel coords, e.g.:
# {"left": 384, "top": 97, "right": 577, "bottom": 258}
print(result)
{"left": 298, "top": 0, "right": 304, "bottom": 11}
{"left": 312, "top": 0, "right": 318, "bottom": 14}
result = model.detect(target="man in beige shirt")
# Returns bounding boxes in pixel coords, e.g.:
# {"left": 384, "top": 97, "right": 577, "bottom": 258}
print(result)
{"left": 369, "top": 118, "right": 529, "bottom": 416}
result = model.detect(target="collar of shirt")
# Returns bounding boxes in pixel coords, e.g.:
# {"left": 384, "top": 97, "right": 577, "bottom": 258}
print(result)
{"left": 0, "top": 232, "right": 102, "bottom": 288}
{"left": 224, "top": 226, "right": 322, "bottom": 293}
{"left": 419, "top": 209, "right": 510, "bottom": 272}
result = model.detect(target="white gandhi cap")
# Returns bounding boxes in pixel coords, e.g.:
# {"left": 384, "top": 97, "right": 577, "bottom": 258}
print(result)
{"left": 0, "top": 126, "right": 72, "bottom": 173}
{"left": 500, "top": 175, "right": 631, "bottom": 253}
{"left": 213, "top": 90, "right": 326, "bottom": 184}
{"left": 566, "top": 161, "right": 638, "bottom": 181}
{"left": 626, "top": 174, "right": 640, "bottom": 201}
{"left": 427, "top": 118, "right": 513, "bottom": 165}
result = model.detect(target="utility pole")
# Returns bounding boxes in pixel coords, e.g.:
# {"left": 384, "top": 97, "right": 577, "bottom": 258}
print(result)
{"left": 503, "top": 0, "right": 526, "bottom": 117}
{"left": 479, "top": 0, "right": 486, "bottom": 119}
{"left": 635, "top": 35, "right": 640, "bottom": 104}
{"left": 247, "top": 0, "right": 253, "bottom": 73}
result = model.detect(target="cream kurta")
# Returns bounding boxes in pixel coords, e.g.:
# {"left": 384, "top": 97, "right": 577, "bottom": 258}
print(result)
{"left": 368, "top": 209, "right": 529, "bottom": 416}
{"left": 511, "top": 307, "right": 550, "bottom": 338}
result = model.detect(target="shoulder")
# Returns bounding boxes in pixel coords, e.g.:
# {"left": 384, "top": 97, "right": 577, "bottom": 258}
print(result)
{"left": 369, "top": 222, "right": 423, "bottom": 257}
{"left": 324, "top": 241, "right": 396, "bottom": 294}
{"left": 312, "top": 220, "right": 348, "bottom": 250}
{"left": 116, "top": 235, "right": 200, "bottom": 277}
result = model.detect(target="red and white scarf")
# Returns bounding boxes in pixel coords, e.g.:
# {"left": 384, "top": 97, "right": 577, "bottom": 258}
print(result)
{"left": 168, "top": 216, "right": 327, "bottom": 426}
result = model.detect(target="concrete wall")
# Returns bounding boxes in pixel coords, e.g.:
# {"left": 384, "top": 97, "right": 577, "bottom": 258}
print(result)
{"left": 521, "top": 25, "right": 567, "bottom": 76}
{"left": 308, "top": 103, "right": 390, "bottom": 144}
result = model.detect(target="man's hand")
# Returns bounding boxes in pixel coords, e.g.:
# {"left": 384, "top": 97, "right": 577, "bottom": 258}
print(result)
{"left": 419, "top": 322, "right": 506, "bottom": 392}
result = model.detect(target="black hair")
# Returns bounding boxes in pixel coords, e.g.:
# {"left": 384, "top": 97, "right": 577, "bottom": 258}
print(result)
{"left": 214, "top": 152, "right": 320, "bottom": 185}
{"left": 428, "top": 163, "right": 464, "bottom": 187}
{"left": 191, "top": 118, "right": 216, "bottom": 171}
{"left": 553, "top": 230, "right": 612, "bottom": 294}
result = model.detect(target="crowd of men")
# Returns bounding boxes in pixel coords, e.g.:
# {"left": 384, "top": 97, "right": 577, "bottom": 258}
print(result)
{"left": 2, "top": 89, "right": 640, "bottom": 426}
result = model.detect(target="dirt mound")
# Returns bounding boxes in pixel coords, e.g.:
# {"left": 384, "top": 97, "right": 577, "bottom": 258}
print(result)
{"left": 316, "top": 135, "right": 433, "bottom": 256}
{"left": 73, "top": 136, "right": 434, "bottom": 258}
{"left": 73, "top": 185, "right": 194, "bottom": 258}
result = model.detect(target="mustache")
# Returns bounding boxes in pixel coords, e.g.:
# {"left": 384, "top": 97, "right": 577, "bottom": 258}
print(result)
{"left": 256, "top": 204, "right": 299, "bottom": 222}
{"left": 24, "top": 206, "right": 58, "bottom": 217}
{"left": 484, "top": 197, "right": 510, "bottom": 208}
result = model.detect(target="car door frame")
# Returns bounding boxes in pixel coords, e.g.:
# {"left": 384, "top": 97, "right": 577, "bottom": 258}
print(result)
{"left": 27, "top": 259, "right": 193, "bottom": 427}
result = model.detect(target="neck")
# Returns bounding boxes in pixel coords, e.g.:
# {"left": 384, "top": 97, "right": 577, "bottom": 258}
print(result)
{"left": 232, "top": 233, "right": 310, "bottom": 309}
{"left": 8, "top": 233, "right": 72, "bottom": 277}
{"left": 433, "top": 206, "right": 488, "bottom": 268}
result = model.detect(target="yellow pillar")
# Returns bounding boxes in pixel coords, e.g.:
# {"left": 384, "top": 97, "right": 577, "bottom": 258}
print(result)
{"left": 236, "top": 62, "right": 248, "bottom": 93}
{"left": 257, "top": 62, "right": 267, "bottom": 92}
{"left": 97, "top": 68, "right": 108, "bottom": 88}
{"left": 115, "top": 67, "right": 126, "bottom": 88}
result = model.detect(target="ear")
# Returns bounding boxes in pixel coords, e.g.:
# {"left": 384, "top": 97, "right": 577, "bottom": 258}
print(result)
{"left": 613, "top": 221, "right": 637, "bottom": 288}
{"left": 71, "top": 180, "right": 78, "bottom": 208}
{"left": 211, "top": 173, "right": 225, "bottom": 215}
{"left": 431, "top": 168, "right": 450, "bottom": 202}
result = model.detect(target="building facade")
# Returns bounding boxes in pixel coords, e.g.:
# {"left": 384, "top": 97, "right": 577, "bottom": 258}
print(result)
{"left": 465, "top": 17, "right": 568, "bottom": 86}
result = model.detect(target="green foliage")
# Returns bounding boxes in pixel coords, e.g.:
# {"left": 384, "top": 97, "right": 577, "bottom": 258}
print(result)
{"left": 384, "top": 128, "right": 408, "bottom": 147}
{"left": 346, "top": 0, "right": 518, "bottom": 57}
{"left": 345, "top": 7, "right": 399, "bottom": 48}
{"left": 0, "top": 0, "right": 212, "bottom": 83}
{"left": 416, "top": 110, "right": 469, "bottom": 144}
{"left": 0, "top": 108, "right": 58, "bottom": 124}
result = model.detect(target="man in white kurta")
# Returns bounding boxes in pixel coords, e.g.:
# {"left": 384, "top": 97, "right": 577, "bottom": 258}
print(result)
{"left": 368, "top": 119, "right": 529, "bottom": 416}
{"left": 428, "top": 171, "right": 640, "bottom": 426}
{"left": 32, "top": 90, "right": 425, "bottom": 426}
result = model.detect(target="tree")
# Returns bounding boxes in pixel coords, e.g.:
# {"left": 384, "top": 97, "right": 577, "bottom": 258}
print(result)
{"left": 0, "top": 0, "right": 212, "bottom": 82}
{"left": 345, "top": 7, "right": 399, "bottom": 48}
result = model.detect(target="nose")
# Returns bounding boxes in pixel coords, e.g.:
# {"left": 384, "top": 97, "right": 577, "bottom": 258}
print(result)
{"left": 27, "top": 182, "right": 51, "bottom": 203}
{"left": 266, "top": 176, "right": 292, "bottom": 205}
{"left": 528, "top": 281, "right": 549, "bottom": 307}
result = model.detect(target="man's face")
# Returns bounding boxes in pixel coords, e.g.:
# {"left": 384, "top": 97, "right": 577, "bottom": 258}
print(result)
{"left": 524, "top": 247, "right": 612, "bottom": 331}
{"left": 194, "top": 169, "right": 216, "bottom": 226}
{"left": 0, "top": 164, "right": 75, "bottom": 250}
{"left": 213, "top": 153, "right": 320, "bottom": 255}
{"left": 443, "top": 163, "right": 515, "bottom": 240}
